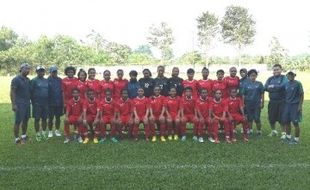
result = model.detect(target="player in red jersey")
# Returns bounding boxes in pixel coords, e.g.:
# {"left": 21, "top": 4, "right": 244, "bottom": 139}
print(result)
{"left": 182, "top": 68, "right": 199, "bottom": 98}
{"left": 115, "top": 89, "right": 134, "bottom": 138}
{"left": 132, "top": 88, "right": 151, "bottom": 141}
{"left": 164, "top": 87, "right": 181, "bottom": 141}
{"left": 149, "top": 86, "right": 166, "bottom": 142}
{"left": 76, "top": 69, "right": 87, "bottom": 99}
{"left": 99, "top": 89, "right": 118, "bottom": 143}
{"left": 224, "top": 67, "right": 240, "bottom": 97}
{"left": 113, "top": 69, "right": 128, "bottom": 100}
{"left": 209, "top": 89, "right": 230, "bottom": 144}
{"left": 195, "top": 88, "right": 212, "bottom": 143}
{"left": 62, "top": 66, "right": 78, "bottom": 107}
{"left": 86, "top": 68, "right": 101, "bottom": 98}
{"left": 63, "top": 88, "right": 83, "bottom": 144}
{"left": 197, "top": 67, "right": 213, "bottom": 97}
{"left": 82, "top": 89, "right": 100, "bottom": 144}
{"left": 100, "top": 70, "right": 114, "bottom": 99}
{"left": 212, "top": 69, "right": 227, "bottom": 98}
{"left": 226, "top": 88, "right": 249, "bottom": 143}
{"left": 179, "top": 87, "right": 199, "bottom": 142}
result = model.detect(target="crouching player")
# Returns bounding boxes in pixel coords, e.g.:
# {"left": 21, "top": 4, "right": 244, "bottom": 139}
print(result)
{"left": 132, "top": 88, "right": 151, "bottom": 141}
{"left": 283, "top": 71, "right": 304, "bottom": 144}
{"left": 180, "top": 87, "right": 199, "bottom": 142}
{"left": 64, "top": 88, "right": 83, "bottom": 144}
{"left": 195, "top": 88, "right": 211, "bottom": 143}
{"left": 82, "top": 89, "right": 100, "bottom": 144}
{"left": 164, "top": 87, "right": 181, "bottom": 141}
{"left": 99, "top": 89, "right": 118, "bottom": 143}
{"left": 226, "top": 88, "right": 249, "bottom": 142}
{"left": 149, "top": 86, "right": 166, "bottom": 142}
{"left": 209, "top": 90, "right": 230, "bottom": 144}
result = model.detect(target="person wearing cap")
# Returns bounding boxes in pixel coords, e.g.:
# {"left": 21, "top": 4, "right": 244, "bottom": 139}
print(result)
{"left": 10, "top": 63, "right": 31, "bottom": 144}
{"left": 264, "top": 64, "right": 288, "bottom": 138}
{"left": 30, "top": 66, "right": 50, "bottom": 142}
{"left": 282, "top": 71, "right": 303, "bottom": 144}
{"left": 47, "top": 66, "right": 63, "bottom": 138}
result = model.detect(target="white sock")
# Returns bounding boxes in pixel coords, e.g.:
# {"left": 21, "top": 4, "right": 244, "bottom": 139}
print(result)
{"left": 286, "top": 135, "right": 292, "bottom": 139}
{"left": 272, "top": 130, "right": 277, "bottom": 133}
{"left": 281, "top": 132, "right": 286, "bottom": 136}
{"left": 15, "top": 137, "right": 20, "bottom": 142}
{"left": 295, "top": 137, "right": 299, "bottom": 142}
{"left": 21, "top": 134, "right": 27, "bottom": 139}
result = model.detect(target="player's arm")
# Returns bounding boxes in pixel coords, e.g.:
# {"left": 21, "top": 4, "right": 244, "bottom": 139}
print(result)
{"left": 298, "top": 82, "right": 304, "bottom": 112}
{"left": 10, "top": 82, "right": 17, "bottom": 111}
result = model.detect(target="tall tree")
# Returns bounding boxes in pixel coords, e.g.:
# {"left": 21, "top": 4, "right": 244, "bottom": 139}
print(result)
{"left": 197, "top": 11, "right": 219, "bottom": 66}
{"left": 86, "top": 29, "right": 107, "bottom": 53}
{"left": 0, "top": 26, "right": 18, "bottom": 51}
{"left": 269, "top": 36, "right": 288, "bottom": 65}
{"left": 105, "top": 42, "right": 132, "bottom": 65}
{"left": 147, "top": 22, "right": 174, "bottom": 63}
{"left": 134, "top": 44, "right": 153, "bottom": 56}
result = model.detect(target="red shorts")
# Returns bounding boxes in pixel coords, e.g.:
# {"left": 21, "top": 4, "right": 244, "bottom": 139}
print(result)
{"left": 183, "top": 114, "right": 196, "bottom": 122}
{"left": 68, "top": 115, "right": 80, "bottom": 124}
{"left": 102, "top": 116, "right": 113, "bottom": 124}
{"left": 231, "top": 113, "right": 246, "bottom": 123}
{"left": 120, "top": 115, "right": 131, "bottom": 125}
{"left": 86, "top": 115, "right": 97, "bottom": 123}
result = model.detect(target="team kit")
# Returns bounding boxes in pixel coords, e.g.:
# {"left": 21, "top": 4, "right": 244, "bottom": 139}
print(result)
{"left": 10, "top": 63, "right": 304, "bottom": 145}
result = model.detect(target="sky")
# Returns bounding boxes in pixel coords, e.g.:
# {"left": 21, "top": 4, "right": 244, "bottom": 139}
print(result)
{"left": 0, "top": 0, "right": 309, "bottom": 57}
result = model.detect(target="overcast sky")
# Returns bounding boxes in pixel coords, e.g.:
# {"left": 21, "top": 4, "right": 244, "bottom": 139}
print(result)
{"left": 1, "top": 0, "right": 309, "bottom": 57}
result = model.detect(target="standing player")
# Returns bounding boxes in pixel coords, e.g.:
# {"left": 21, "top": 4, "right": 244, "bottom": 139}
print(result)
{"left": 224, "top": 67, "right": 240, "bottom": 96}
{"left": 226, "top": 88, "right": 249, "bottom": 142}
{"left": 242, "top": 69, "right": 264, "bottom": 136}
{"left": 113, "top": 69, "right": 128, "bottom": 100}
{"left": 182, "top": 68, "right": 199, "bottom": 99}
{"left": 164, "top": 87, "right": 181, "bottom": 140}
{"left": 30, "top": 66, "right": 49, "bottom": 142}
{"left": 132, "top": 88, "right": 151, "bottom": 141}
{"left": 154, "top": 66, "right": 169, "bottom": 96}
{"left": 127, "top": 70, "right": 140, "bottom": 99}
{"left": 179, "top": 87, "right": 199, "bottom": 142}
{"left": 282, "top": 71, "right": 304, "bottom": 144}
{"left": 82, "top": 89, "right": 100, "bottom": 144}
{"left": 212, "top": 69, "right": 227, "bottom": 98}
{"left": 239, "top": 68, "right": 249, "bottom": 95}
{"left": 86, "top": 68, "right": 101, "bottom": 98}
{"left": 139, "top": 69, "right": 155, "bottom": 98}
{"left": 10, "top": 63, "right": 31, "bottom": 144}
{"left": 195, "top": 88, "right": 211, "bottom": 143}
{"left": 62, "top": 66, "right": 78, "bottom": 107}
{"left": 149, "top": 86, "right": 166, "bottom": 142}
{"left": 47, "top": 66, "right": 63, "bottom": 138}
{"left": 197, "top": 67, "right": 213, "bottom": 97}
{"left": 76, "top": 69, "right": 87, "bottom": 99}
{"left": 100, "top": 70, "right": 114, "bottom": 99}
{"left": 167, "top": 67, "right": 183, "bottom": 97}
{"left": 264, "top": 64, "right": 288, "bottom": 138}
{"left": 63, "top": 88, "right": 83, "bottom": 144}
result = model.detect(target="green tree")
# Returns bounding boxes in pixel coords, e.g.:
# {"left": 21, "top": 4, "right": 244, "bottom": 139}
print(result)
{"left": 105, "top": 42, "right": 132, "bottom": 65}
{"left": 177, "top": 51, "right": 204, "bottom": 66}
{"left": 268, "top": 36, "right": 288, "bottom": 66}
{"left": 134, "top": 44, "right": 153, "bottom": 56}
{"left": 0, "top": 26, "right": 18, "bottom": 51}
{"left": 85, "top": 29, "right": 107, "bottom": 53}
{"left": 147, "top": 22, "right": 174, "bottom": 63}
{"left": 197, "top": 11, "right": 219, "bottom": 66}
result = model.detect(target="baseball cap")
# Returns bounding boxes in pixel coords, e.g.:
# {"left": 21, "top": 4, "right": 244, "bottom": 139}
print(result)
{"left": 36, "top": 65, "right": 46, "bottom": 71}
{"left": 20, "top": 63, "right": 31, "bottom": 70}
{"left": 49, "top": 65, "right": 58, "bottom": 73}
{"left": 287, "top": 70, "right": 296, "bottom": 75}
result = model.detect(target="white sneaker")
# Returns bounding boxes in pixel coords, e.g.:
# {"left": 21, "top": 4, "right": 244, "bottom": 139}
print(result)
{"left": 268, "top": 130, "right": 278, "bottom": 137}
{"left": 208, "top": 137, "right": 215, "bottom": 143}
{"left": 64, "top": 138, "right": 70, "bottom": 144}
{"left": 48, "top": 131, "right": 53, "bottom": 138}
{"left": 55, "top": 130, "right": 61, "bottom": 137}
{"left": 78, "top": 136, "right": 83, "bottom": 143}
{"left": 281, "top": 134, "right": 286, "bottom": 140}
{"left": 198, "top": 137, "right": 204, "bottom": 143}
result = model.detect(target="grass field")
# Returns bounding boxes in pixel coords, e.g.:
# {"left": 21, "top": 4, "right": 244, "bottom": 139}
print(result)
{"left": 0, "top": 73, "right": 310, "bottom": 189}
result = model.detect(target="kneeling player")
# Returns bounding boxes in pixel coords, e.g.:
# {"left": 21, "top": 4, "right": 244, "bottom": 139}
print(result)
{"left": 195, "top": 88, "right": 211, "bottom": 143}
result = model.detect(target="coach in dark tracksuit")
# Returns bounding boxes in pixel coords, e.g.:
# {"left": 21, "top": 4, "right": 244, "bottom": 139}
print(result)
{"left": 139, "top": 69, "right": 156, "bottom": 98}
{"left": 168, "top": 67, "right": 184, "bottom": 97}
{"left": 154, "top": 66, "right": 169, "bottom": 96}
{"left": 264, "top": 64, "right": 288, "bottom": 138}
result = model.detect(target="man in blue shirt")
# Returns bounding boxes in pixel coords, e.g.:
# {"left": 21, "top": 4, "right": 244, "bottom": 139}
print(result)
{"left": 31, "top": 66, "right": 50, "bottom": 142}
{"left": 282, "top": 71, "right": 303, "bottom": 144}
{"left": 47, "top": 66, "right": 63, "bottom": 138}
{"left": 127, "top": 70, "right": 140, "bottom": 99}
{"left": 10, "top": 63, "right": 31, "bottom": 144}
{"left": 264, "top": 64, "right": 288, "bottom": 138}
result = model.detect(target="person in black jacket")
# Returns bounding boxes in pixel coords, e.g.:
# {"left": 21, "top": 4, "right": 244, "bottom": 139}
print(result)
{"left": 168, "top": 67, "right": 183, "bottom": 97}
{"left": 154, "top": 65, "right": 169, "bottom": 96}
{"left": 138, "top": 69, "right": 156, "bottom": 98}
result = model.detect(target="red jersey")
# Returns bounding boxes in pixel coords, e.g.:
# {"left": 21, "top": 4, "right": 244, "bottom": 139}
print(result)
{"left": 181, "top": 96, "right": 196, "bottom": 115}
{"left": 133, "top": 96, "right": 150, "bottom": 117}
{"left": 100, "top": 99, "right": 116, "bottom": 117}
{"left": 226, "top": 97, "right": 243, "bottom": 114}
{"left": 76, "top": 80, "right": 87, "bottom": 99}
{"left": 182, "top": 79, "right": 199, "bottom": 98}
{"left": 62, "top": 77, "right": 78, "bottom": 101}
{"left": 86, "top": 79, "right": 101, "bottom": 97}
{"left": 83, "top": 98, "right": 100, "bottom": 116}
{"left": 198, "top": 79, "right": 213, "bottom": 97}
{"left": 210, "top": 98, "right": 227, "bottom": 117}
{"left": 164, "top": 96, "right": 180, "bottom": 116}
{"left": 66, "top": 97, "right": 83, "bottom": 116}
{"left": 116, "top": 98, "right": 133, "bottom": 116}
{"left": 195, "top": 97, "right": 210, "bottom": 117}
{"left": 149, "top": 95, "right": 165, "bottom": 116}
{"left": 224, "top": 76, "right": 240, "bottom": 94}
{"left": 100, "top": 80, "right": 114, "bottom": 98}
{"left": 212, "top": 79, "right": 228, "bottom": 98}
{"left": 113, "top": 78, "right": 128, "bottom": 100}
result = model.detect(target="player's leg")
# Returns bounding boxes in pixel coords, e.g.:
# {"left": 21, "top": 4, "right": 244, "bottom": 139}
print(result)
{"left": 143, "top": 117, "right": 151, "bottom": 141}
{"left": 268, "top": 101, "right": 278, "bottom": 136}
{"left": 179, "top": 115, "right": 188, "bottom": 141}
{"left": 211, "top": 118, "right": 220, "bottom": 143}
{"left": 48, "top": 106, "right": 55, "bottom": 137}
{"left": 289, "top": 104, "right": 301, "bottom": 144}
{"left": 159, "top": 116, "right": 166, "bottom": 142}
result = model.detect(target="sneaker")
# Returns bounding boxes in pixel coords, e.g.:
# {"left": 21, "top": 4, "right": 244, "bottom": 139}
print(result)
{"left": 289, "top": 138, "right": 299, "bottom": 145}
{"left": 243, "top": 137, "right": 249, "bottom": 143}
{"left": 55, "top": 130, "right": 61, "bottom": 137}
{"left": 151, "top": 136, "right": 157, "bottom": 142}
{"left": 282, "top": 136, "right": 291, "bottom": 143}
{"left": 99, "top": 138, "right": 106, "bottom": 144}
{"left": 160, "top": 136, "right": 166, "bottom": 142}
{"left": 63, "top": 138, "right": 70, "bottom": 144}
{"left": 93, "top": 138, "right": 99, "bottom": 144}
{"left": 168, "top": 135, "right": 173, "bottom": 141}
{"left": 198, "top": 137, "right": 204, "bottom": 143}
{"left": 83, "top": 138, "right": 89, "bottom": 144}
{"left": 231, "top": 138, "right": 237, "bottom": 143}
{"left": 48, "top": 131, "right": 53, "bottom": 138}
{"left": 208, "top": 137, "right": 215, "bottom": 143}
{"left": 281, "top": 134, "right": 287, "bottom": 140}
{"left": 214, "top": 138, "right": 220, "bottom": 144}
{"left": 111, "top": 137, "right": 119, "bottom": 143}
{"left": 78, "top": 136, "right": 83, "bottom": 143}
{"left": 174, "top": 134, "right": 179, "bottom": 141}
{"left": 192, "top": 136, "right": 198, "bottom": 142}
{"left": 15, "top": 138, "right": 21, "bottom": 144}
{"left": 36, "top": 134, "right": 42, "bottom": 142}
{"left": 268, "top": 130, "right": 278, "bottom": 137}
{"left": 225, "top": 138, "right": 232, "bottom": 144}
{"left": 181, "top": 136, "right": 186, "bottom": 141}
